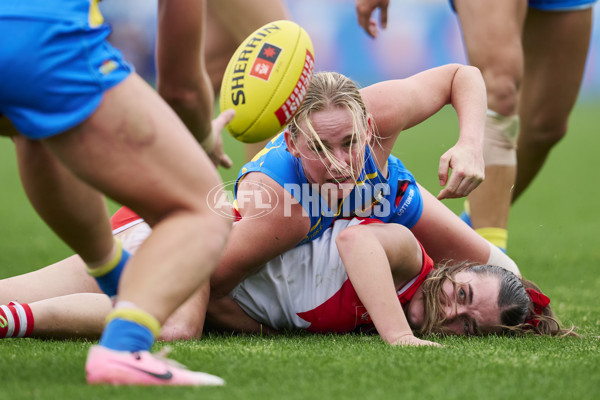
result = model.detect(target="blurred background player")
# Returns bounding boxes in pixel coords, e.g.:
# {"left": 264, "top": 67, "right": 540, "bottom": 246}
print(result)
{"left": 451, "top": 0, "right": 596, "bottom": 252}
{"left": 0, "top": 0, "right": 232, "bottom": 386}
{"left": 355, "top": 0, "right": 597, "bottom": 252}
{"left": 156, "top": 0, "right": 290, "bottom": 164}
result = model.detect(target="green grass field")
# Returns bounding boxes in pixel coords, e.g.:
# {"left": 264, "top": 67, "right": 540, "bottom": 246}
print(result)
{"left": 0, "top": 102, "right": 599, "bottom": 399}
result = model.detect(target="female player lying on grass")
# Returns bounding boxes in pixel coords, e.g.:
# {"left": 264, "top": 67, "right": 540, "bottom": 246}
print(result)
{"left": 0, "top": 208, "right": 571, "bottom": 344}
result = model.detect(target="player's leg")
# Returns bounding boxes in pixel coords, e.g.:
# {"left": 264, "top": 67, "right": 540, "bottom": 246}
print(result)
{"left": 453, "top": 0, "right": 527, "bottom": 251}
{"left": 42, "top": 73, "right": 231, "bottom": 326}
{"left": 208, "top": 0, "right": 291, "bottom": 161}
{"left": 13, "top": 135, "right": 129, "bottom": 296}
{"left": 0, "top": 216, "right": 150, "bottom": 309}
{"left": 513, "top": 8, "right": 593, "bottom": 201}
{"left": 410, "top": 185, "right": 520, "bottom": 276}
{"left": 41, "top": 74, "right": 230, "bottom": 385}
{"left": 0, "top": 254, "right": 100, "bottom": 305}
{"left": 0, "top": 294, "right": 110, "bottom": 340}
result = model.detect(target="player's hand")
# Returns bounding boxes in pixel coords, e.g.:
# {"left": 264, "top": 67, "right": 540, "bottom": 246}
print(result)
{"left": 437, "top": 142, "right": 484, "bottom": 200}
{"left": 205, "top": 109, "right": 235, "bottom": 169}
{"left": 390, "top": 333, "right": 441, "bottom": 347}
{"left": 355, "top": 0, "right": 390, "bottom": 38}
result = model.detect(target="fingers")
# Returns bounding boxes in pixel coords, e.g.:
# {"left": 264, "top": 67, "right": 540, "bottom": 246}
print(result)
{"left": 368, "top": 21, "right": 378, "bottom": 38}
{"left": 356, "top": 0, "right": 389, "bottom": 38}
{"left": 219, "top": 153, "right": 233, "bottom": 169}
{"left": 357, "top": 12, "right": 375, "bottom": 38}
{"left": 437, "top": 171, "right": 484, "bottom": 200}
{"left": 391, "top": 335, "right": 441, "bottom": 347}
{"left": 437, "top": 147, "right": 484, "bottom": 200}
{"left": 379, "top": 0, "right": 389, "bottom": 30}
{"left": 214, "top": 108, "right": 236, "bottom": 131}
{"left": 438, "top": 153, "right": 450, "bottom": 187}
{"left": 355, "top": 1, "right": 374, "bottom": 37}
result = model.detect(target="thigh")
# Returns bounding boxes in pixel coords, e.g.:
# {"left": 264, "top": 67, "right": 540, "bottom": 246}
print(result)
{"left": 209, "top": 0, "right": 290, "bottom": 43}
{"left": 453, "top": 0, "right": 527, "bottom": 75}
{"left": 410, "top": 185, "right": 491, "bottom": 264}
{"left": 520, "top": 8, "right": 593, "bottom": 126}
{"left": 43, "top": 74, "right": 223, "bottom": 226}
{"left": 204, "top": 10, "right": 239, "bottom": 91}
{"left": 205, "top": 0, "right": 290, "bottom": 92}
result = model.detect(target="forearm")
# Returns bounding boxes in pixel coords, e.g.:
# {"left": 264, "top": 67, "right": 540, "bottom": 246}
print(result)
{"left": 336, "top": 229, "right": 413, "bottom": 344}
{"left": 451, "top": 65, "right": 487, "bottom": 148}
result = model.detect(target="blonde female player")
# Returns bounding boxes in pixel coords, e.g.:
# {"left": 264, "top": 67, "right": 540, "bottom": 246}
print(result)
{"left": 208, "top": 66, "right": 521, "bottom": 313}
{"left": 0, "top": 207, "right": 568, "bottom": 342}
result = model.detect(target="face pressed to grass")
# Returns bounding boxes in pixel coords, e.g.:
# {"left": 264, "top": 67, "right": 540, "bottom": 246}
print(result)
{"left": 286, "top": 106, "right": 369, "bottom": 202}
{"left": 406, "top": 270, "right": 503, "bottom": 336}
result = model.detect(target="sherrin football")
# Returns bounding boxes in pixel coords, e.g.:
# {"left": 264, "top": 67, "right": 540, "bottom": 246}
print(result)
{"left": 220, "top": 20, "right": 315, "bottom": 143}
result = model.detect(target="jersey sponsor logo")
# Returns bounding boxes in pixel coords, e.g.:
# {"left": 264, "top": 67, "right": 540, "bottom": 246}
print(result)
{"left": 0, "top": 315, "right": 7, "bottom": 328}
{"left": 396, "top": 182, "right": 415, "bottom": 219}
{"left": 395, "top": 180, "right": 410, "bottom": 207}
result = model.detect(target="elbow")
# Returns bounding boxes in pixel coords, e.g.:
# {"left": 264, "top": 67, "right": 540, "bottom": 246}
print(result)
{"left": 335, "top": 225, "right": 364, "bottom": 254}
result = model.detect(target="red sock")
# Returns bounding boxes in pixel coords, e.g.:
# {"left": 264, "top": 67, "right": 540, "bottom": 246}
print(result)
{"left": 0, "top": 302, "right": 34, "bottom": 338}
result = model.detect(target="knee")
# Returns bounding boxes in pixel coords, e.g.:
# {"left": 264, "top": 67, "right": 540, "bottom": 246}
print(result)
{"left": 202, "top": 207, "right": 234, "bottom": 244}
{"left": 483, "top": 72, "right": 520, "bottom": 116}
{"left": 335, "top": 225, "right": 363, "bottom": 252}
{"left": 159, "top": 324, "right": 200, "bottom": 341}
{"left": 522, "top": 117, "right": 568, "bottom": 149}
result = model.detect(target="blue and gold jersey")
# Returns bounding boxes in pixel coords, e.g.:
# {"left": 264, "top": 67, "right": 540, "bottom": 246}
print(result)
{"left": 235, "top": 133, "right": 423, "bottom": 245}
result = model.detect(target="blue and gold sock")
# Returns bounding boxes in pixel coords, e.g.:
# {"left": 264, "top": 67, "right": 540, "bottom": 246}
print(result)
{"left": 99, "top": 307, "right": 161, "bottom": 352}
{"left": 459, "top": 200, "right": 472, "bottom": 227}
{"left": 86, "top": 238, "right": 130, "bottom": 297}
{"left": 475, "top": 227, "right": 507, "bottom": 253}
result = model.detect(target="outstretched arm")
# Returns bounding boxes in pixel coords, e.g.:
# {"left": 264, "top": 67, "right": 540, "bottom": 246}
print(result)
{"left": 335, "top": 222, "right": 439, "bottom": 347}
{"left": 363, "top": 64, "right": 486, "bottom": 199}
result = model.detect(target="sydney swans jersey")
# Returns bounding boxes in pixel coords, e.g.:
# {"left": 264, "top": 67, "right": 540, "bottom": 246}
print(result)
{"left": 231, "top": 218, "right": 434, "bottom": 333}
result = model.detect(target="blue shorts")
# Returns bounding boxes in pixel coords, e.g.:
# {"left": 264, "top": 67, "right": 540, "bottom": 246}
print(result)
{"left": 529, "top": 0, "right": 597, "bottom": 10}
{"left": 450, "top": 0, "right": 597, "bottom": 12}
{"left": 0, "top": 1, "right": 132, "bottom": 139}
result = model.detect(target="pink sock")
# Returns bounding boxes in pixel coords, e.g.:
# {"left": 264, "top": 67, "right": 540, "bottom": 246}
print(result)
{"left": 0, "top": 301, "right": 34, "bottom": 338}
